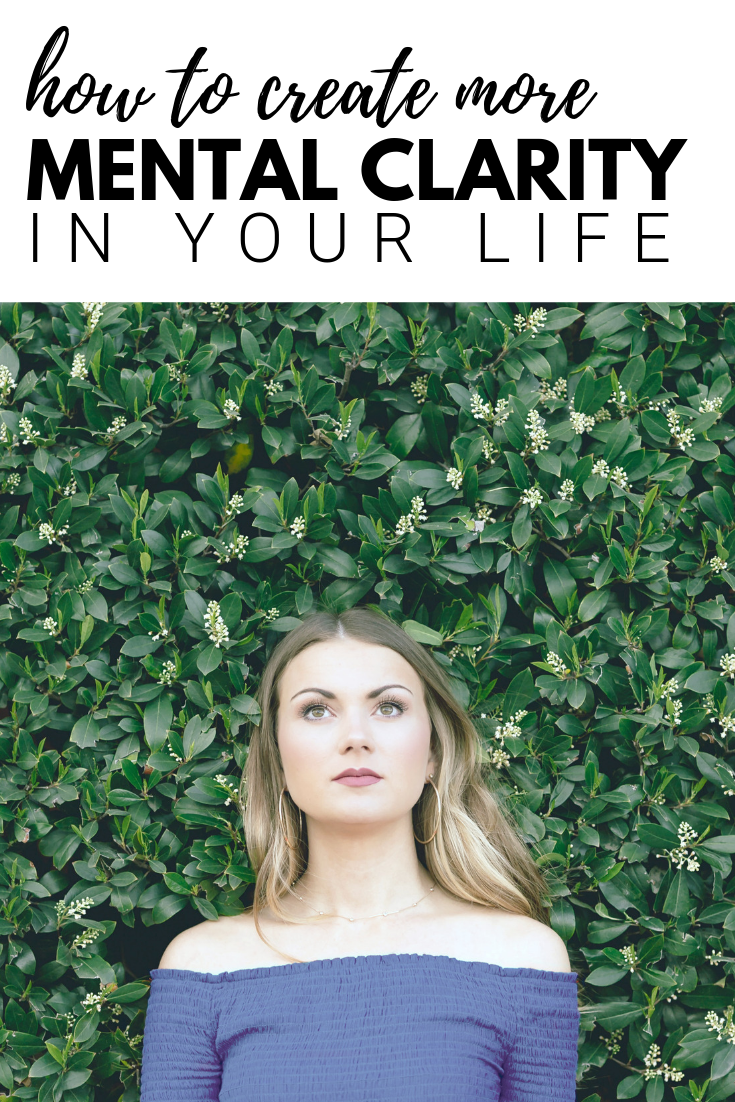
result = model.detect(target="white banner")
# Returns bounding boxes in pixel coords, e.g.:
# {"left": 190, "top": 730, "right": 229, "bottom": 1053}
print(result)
{"left": 1, "top": 0, "right": 731, "bottom": 298}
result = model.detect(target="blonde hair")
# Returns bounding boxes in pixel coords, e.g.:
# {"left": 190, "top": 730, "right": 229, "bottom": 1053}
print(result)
{"left": 240, "top": 607, "right": 548, "bottom": 963}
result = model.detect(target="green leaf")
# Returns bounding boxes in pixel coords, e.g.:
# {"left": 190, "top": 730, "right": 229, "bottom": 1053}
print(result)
{"left": 685, "top": 669, "right": 719, "bottom": 693}
{"left": 566, "top": 678, "right": 586, "bottom": 708}
{"left": 637, "top": 824, "right": 679, "bottom": 849}
{"left": 641, "top": 409, "right": 671, "bottom": 444}
{"left": 386, "top": 414, "right": 421, "bottom": 459}
{"left": 550, "top": 898, "right": 575, "bottom": 942}
{"left": 240, "top": 328, "right": 260, "bottom": 365}
{"left": 713, "top": 485, "right": 735, "bottom": 525}
{"left": 15, "top": 532, "right": 47, "bottom": 551}
{"left": 230, "top": 693, "right": 261, "bottom": 717}
{"left": 402, "top": 620, "right": 443, "bottom": 645}
{"left": 265, "top": 615, "right": 304, "bottom": 632}
{"left": 314, "top": 547, "right": 359, "bottom": 578}
{"left": 543, "top": 307, "right": 583, "bottom": 330}
{"left": 197, "top": 644, "right": 223, "bottom": 676}
{"left": 586, "top": 965, "right": 628, "bottom": 985}
{"left": 662, "top": 870, "right": 690, "bottom": 916}
{"left": 120, "top": 636, "right": 161, "bottom": 657}
{"left": 421, "top": 402, "right": 449, "bottom": 457}
{"left": 685, "top": 441, "right": 720, "bottom": 461}
{"left": 105, "top": 982, "right": 150, "bottom": 1004}
{"left": 70, "top": 715, "right": 101, "bottom": 748}
{"left": 617, "top": 1074, "right": 645, "bottom": 1099}
{"left": 502, "top": 667, "right": 538, "bottom": 720}
{"left": 512, "top": 510, "right": 533, "bottom": 549}
{"left": 29, "top": 1052, "right": 65, "bottom": 1077}
{"left": 711, "top": 1042, "right": 735, "bottom": 1080}
{"left": 588, "top": 1001, "right": 644, "bottom": 1029}
{"left": 513, "top": 804, "right": 546, "bottom": 843}
{"left": 678, "top": 986, "right": 735, "bottom": 1009}
{"left": 506, "top": 451, "right": 531, "bottom": 489}
{"left": 573, "top": 367, "right": 598, "bottom": 413}
{"left": 159, "top": 317, "right": 181, "bottom": 358}
{"left": 619, "top": 355, "right": 646, "bottom": 395}
{"left": 332, "top": 303, "right": 361, "bottom": 331}
{"left": 700, "top": 835, "right": 735, "bottom": 854}
{"left": 709, "top": 1072, "right": 735, "bottom": 1102}
{"left": 144, "top": 696, "right": 173, "bottom": 753}
{"left": 121, "top": 757, "right": 143, "bottom": 791}
{"left": 0, "top": 338, "right": 20, "bottom": 376}
{"left": 159, "top": 449, "right": 193, "bottom": 483}
{"left": 211, "top": 324, "right": 237, "bottom": 355}
{"left": 150, "top": 894, "right": 189, "bottom": 924}
{"left": 603, "top": 417, "right": 632, "bottom": 462}
{"left": 543, "top": 559, "right": 577, "bottom": 616}
{"left": 645, "top": 1077, "right": 664, "bottom": 1102}
{"left": 534, "top": 452, "right": 561, "bottom": 477}
{"left": 84, "top": 590, "right": 108, "bottom": 621}
{"left": 183, "top": 717, "right": 216, "bottom": 759}
{"left": 218, "top": 593, "right": 243, "bottom": 630}
{"left": 578, "top": 588, "right": 610, "bottom": 622}
{"left": 320, "top": 576, "right": 374, "bottom": 612}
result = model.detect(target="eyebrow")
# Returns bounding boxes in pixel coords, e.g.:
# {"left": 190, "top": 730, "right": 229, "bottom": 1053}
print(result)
{"left": 290, "top": 683, "right": 413, "bottom": 702}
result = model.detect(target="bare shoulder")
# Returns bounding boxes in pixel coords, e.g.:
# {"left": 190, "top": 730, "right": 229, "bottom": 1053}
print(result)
{"left": 157, "top": 912, "right": 265, "bottom": 972}
{"left": 471, "top": 908, "right": 572, "bottom": 973}
{"left": 157, "top": 916, "right": 235, "bottom": 969}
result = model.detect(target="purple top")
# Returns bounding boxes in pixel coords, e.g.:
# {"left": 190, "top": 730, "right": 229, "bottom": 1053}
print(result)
{"left": 139, "top": 952, "right": 579, "bottom": 1102}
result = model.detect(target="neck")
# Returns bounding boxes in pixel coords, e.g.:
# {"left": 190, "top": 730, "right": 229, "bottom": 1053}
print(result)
{"left": 287, "top": 816, "right": 436, "bottom": 919}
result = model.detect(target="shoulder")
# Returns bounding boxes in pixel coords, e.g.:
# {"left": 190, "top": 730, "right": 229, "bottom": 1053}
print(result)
{"left": 158, "top": 916, "right": 232, "bottom": 969}
{"left": 157, "top": 912, "right": 261, "bottom": 972}
{"left": 472, "top": 908, "right": 572, "bottom": 973}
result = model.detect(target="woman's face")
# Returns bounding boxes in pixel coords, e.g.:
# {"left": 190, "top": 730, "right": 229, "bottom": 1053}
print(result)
{"left": 275, "top": 638, "right": 435, "bottom": 829}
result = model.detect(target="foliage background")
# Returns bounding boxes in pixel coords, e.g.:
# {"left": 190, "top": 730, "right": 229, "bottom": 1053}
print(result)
{"left": 1, "top": 300, "right": 735, "bottom": 1102}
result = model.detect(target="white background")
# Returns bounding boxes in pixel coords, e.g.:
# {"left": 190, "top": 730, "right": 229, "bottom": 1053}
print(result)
{"left": 1, "top": 0, "right": 732, "bottom": 300}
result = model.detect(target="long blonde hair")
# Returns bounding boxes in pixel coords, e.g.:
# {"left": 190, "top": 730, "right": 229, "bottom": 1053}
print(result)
{"left": 240, "top": 607, "right": 548, "bottom": 962}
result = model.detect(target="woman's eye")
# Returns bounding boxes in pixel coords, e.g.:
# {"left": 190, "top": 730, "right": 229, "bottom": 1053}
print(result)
{"left": 305, "top": 704, "right": 328, "bottom": 719}
{"left": 301, "top": 700, "right": 404, "bottom": 719}
{"left": 377, "top": 701, "right": 402, "bottom": 717}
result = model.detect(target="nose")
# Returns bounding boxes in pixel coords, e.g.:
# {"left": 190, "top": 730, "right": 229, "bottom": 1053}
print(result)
{"left": 339, "top": 705, "right": 376, "bottom": 752}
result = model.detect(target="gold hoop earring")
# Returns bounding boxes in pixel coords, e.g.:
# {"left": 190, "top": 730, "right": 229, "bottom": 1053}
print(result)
{"left": 278, "top": 786, "right": 302, "bottom": 850}
{"left": 413, "top": 774, "right": 441, "bottom": 845}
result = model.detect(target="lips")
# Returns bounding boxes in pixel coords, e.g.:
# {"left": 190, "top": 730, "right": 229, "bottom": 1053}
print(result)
{"left": 334, "top": 775, "right": 382, "bottom": 786}
{"left": 333, "top": 769, "right": 382, "bottom": 780}
{"left": 333, "top": 768, "right": 382, "bottom": 787}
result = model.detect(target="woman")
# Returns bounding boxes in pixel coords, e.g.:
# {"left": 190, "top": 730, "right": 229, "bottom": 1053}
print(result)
{"left": 139, "top": 607, "right": 579, "bottom": 1101}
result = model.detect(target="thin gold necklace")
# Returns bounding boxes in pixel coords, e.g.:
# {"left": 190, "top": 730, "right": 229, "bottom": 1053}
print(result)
{"left": 290, "top": 881, "right": 436, "bottom": 922}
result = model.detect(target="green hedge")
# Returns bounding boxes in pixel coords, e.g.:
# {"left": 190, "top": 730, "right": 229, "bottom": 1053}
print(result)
{"left": 1, "top": 300, "right": 735, "bottom": 1102}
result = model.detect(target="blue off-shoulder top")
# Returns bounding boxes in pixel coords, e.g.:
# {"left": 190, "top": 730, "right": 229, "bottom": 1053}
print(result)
{"left": 139, "top": 952, "right": 579, "bottom": 1102}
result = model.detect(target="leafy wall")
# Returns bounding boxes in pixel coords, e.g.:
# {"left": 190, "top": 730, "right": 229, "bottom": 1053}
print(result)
{"left": 0, "top": 300, "right": 735, "bottom": 1102}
